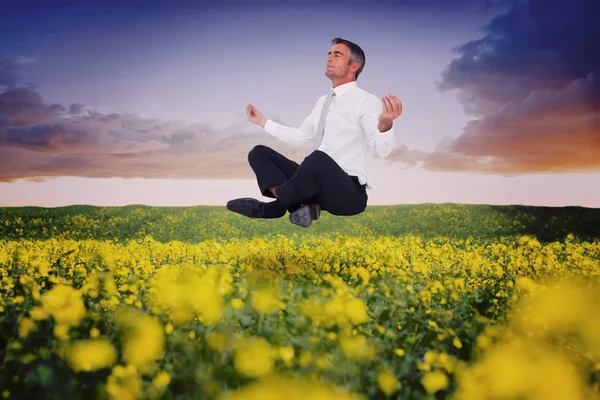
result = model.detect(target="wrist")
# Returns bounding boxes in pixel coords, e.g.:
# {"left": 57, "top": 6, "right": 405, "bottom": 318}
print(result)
{"left": 378, "top": 121, "right": 392, "bottom": 132}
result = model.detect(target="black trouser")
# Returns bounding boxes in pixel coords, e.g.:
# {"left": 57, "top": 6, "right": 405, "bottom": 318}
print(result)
{"left": 247, "top": 144, "right": 368, "bottom": 216}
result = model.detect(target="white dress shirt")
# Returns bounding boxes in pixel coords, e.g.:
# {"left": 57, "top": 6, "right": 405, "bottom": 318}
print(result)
{"left": 263, "top": 81, "right": 394, "bottom": 189}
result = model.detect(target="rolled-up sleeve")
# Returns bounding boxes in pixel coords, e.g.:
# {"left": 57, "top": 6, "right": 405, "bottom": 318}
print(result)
{"left": 357, "top": 94, "right": 395, "bottom": 158}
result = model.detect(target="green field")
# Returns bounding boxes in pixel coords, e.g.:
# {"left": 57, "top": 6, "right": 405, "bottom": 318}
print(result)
{"left": 1, "top": 203, "right": 599, "bottom": 399}
{"left": 1, "top": 203, "right": 598, "bottom": 243}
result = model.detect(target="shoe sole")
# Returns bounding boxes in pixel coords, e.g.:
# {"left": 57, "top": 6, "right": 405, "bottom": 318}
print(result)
{"left": 289, "top": 204, "right": 321, "bottom": 228}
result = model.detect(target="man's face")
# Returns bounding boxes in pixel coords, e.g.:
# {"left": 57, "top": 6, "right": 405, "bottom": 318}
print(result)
{"left": 325, "top": 43, "right": 357, "bottom": 80}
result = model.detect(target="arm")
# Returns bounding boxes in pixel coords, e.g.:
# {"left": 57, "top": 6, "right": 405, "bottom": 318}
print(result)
{"left": 263, "top": 113, "right": 315, "bottom": 147}
{"left": 356, "top": 94, "right": 395, "bottom": 158}
{"left": 248, "top": 97, "right": 323, "bottom": 147}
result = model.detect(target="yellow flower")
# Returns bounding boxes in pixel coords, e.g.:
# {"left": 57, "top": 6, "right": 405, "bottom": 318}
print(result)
{"left": 117, "top": 309, "right": 164, "bottom": 372}
{"left": 152, "top": 371, "right": 171, "bottom": 388}
{"left": 299, "top": 351, "right": 312, "bottom": 367}
{"left": 278, "top": 346, "right": 295, "bottom": 367}
{"left": 453, "top": 337, "right": 463, "bottom": 349}
{"left": 146, "top": 265, "right": 223, "bottom": 326}
{"left": 230, "top": 298, "right": 244, "bottom": 309}
{"left": 339, "top": 334, "right": 377, "bottom": 360}
{"left": 354, "top": 266, "right": 371, "bottom": 286}
{"left": 454, "top": 336, "right": 587, "bottom": 400}
{"left": 234, "top": 337, "right": 276, "bottom": 378}
{"left": 106, "top": 364, "right": 142, "bottom": 400}
{"left": 66, "top": 339, "right": 117, "bottom": 372}
{"left": 40, "top": 284, "right": 86, "bottom": 334}
{"left": 54, "top": 324, "right": 70, "bottom": 340}
{"left": 19, "top": 317, "right": 35, "bottom": 338}
{"left": 424, "top": 351, "right": 437, "bottom": 365}
{"left": 476, "top": 335, "right": 492, "bottom": 349}
{"left": 428, "top": 320, "right": 439, "bottom": 330}
{"left": 421, "top": 370, "right": 449, "bottom": 394}
{"left": 219, "top": 374, "right": 363, "bottom": 400}
{"left": 251, "top": 287, "right": 282, "bottom": 314}
{"left": 207, "top": 331, "right": 227, "bottom": 352}
{"left": 345, "top": 298, "right": 369, "bottom": 324}
{"left": 395, "top": 348, "right": 405, "bottom": 356}
{"left": 377, "top": 368, "right": 400, "bottom": 395}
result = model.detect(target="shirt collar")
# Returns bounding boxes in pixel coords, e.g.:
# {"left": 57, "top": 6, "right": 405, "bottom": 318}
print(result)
{"left": 332, "top": 81, "right": 357, "bottom": 97}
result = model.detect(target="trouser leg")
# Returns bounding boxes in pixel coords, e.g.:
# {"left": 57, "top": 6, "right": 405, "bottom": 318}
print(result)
{"left": 247, "top": 144, "right": 299, "bottom": 199}
{"left": 275, "top": 150, "right": 368, "bottom": 216}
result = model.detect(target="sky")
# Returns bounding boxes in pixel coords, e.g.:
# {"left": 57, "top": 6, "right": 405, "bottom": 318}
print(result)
{"left": 0, "top": 0, "right": 598, "bottom": 208}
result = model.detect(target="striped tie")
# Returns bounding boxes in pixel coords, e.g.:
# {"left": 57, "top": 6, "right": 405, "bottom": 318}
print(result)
{"left": 311, "top": 89, "right": 336, "bottom": 152}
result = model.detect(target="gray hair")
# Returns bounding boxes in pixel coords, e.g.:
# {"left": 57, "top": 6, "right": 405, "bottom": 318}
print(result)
{"left": 331, "top": 37, "right": 366, "bottom": 79}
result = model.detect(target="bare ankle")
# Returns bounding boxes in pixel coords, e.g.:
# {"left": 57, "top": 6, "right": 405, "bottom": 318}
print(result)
{"left": 269, "top": 186, "right": 278, "bottom": 197}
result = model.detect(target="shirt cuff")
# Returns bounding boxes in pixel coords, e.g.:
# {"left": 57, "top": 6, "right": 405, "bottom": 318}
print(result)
{"left": 264, "top": 119, "right": 278, "bottom": 136}
{"left": 375, "top": 123, "right": 395, "bottom": 157}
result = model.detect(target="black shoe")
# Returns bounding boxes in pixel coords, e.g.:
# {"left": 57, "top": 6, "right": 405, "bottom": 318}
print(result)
{"left": 226, "top": 198, "right": 265, "bottom": 218}
{"left": 289, "top": 203, "right": 321, "bottom": 228}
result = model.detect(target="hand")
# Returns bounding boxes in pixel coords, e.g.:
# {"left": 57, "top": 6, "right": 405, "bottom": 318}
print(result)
{"left": 246, "top": 104, "right": 267, "bottom": 128}
{"left": 378, "top": 94, "right": 402, "bottom": 132}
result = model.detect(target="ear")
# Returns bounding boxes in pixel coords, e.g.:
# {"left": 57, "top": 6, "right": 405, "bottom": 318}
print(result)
{"left": 350, "top": 62, "right": 361, "bottom": 73}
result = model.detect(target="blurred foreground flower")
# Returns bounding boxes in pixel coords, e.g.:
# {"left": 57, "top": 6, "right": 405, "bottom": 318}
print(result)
{"left": 454, "top": 278, "right": 600, "bottom": 399}
{"left": 40, "top": 284, "right": 86, "bottom": 339}
{"left": 65, "top": 339, "right": 117, "bottom": 372}
{"left": 219, "top": 374, "right": 364, "bottom": 400}
{"left": 116, "top": 308, "right": 164, "bottom": 373}
{"left": 234, "top": 337, "right": 276, "bottom": 378}
{"left": 146, "top": 264, "right": 226, "bottom": 325}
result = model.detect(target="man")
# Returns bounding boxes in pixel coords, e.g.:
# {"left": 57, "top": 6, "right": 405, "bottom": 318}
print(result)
{"left": 227, "top": 37, "right": 402, "bottom": 227}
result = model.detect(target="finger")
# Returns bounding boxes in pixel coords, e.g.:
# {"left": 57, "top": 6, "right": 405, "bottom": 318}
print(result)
{"left": 383, "top": 96, "right": 392, "bottom": 114}
{"left": 390, "top": 97, "right": 400, "bottom": 114}
{"left": 385, "top": 97, "right": 395, "bottom": 113}
{"left": 392, "top": 98, "right": 402, "bottom": 114}
{"left": 395, "top": 99, "right": 403, "bottom": 114}
{"left": 382, "top": 97, "right": 389, "bottom": 114}
{"left": 387, "top": 97, "right": 396, "bottom": 112}
{"left": 382, "top": 96, "right": 389, "bottom": 108}
{"left": 393, "top": 99, "right": 400, "bottom": 114}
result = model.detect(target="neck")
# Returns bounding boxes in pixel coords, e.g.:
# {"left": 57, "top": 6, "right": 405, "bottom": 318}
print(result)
{"left": 331, "top": 77, "right": 356, "bottom": 88}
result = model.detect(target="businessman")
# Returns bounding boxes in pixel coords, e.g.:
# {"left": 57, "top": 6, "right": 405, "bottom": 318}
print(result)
{"left": 227, "top": 37, "right": 402, "bottom": 227}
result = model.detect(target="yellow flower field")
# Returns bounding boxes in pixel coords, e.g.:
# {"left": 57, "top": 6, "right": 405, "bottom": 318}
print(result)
{"left": 0, "top": 205, "right": 599, "bottom": 399}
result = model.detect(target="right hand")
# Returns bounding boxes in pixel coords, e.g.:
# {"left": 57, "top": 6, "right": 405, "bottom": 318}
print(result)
{"left": 246, "top": 104, "right": 267, "bottom": 127}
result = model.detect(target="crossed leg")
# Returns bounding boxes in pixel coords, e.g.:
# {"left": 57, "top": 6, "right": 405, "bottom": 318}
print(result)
{"left": 248, "top": 145, "right": 368, "bottom": 217}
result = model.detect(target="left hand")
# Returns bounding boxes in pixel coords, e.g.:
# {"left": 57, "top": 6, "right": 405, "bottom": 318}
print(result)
{"left": 378, "top": 94, "right": 403, "bottom": 130}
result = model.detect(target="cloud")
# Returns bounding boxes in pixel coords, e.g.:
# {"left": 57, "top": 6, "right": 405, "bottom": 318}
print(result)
{"left": 11, "top": 56, "right": 38, "bottom": 65}
{"left": 0, "top": 57, "right": 19, "bottom": 88}
{"left": 390, "top": 0, "right": 600, "bottom": 175}
{"left": 0, "top": 77, "right": 307, "bottom": 182}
